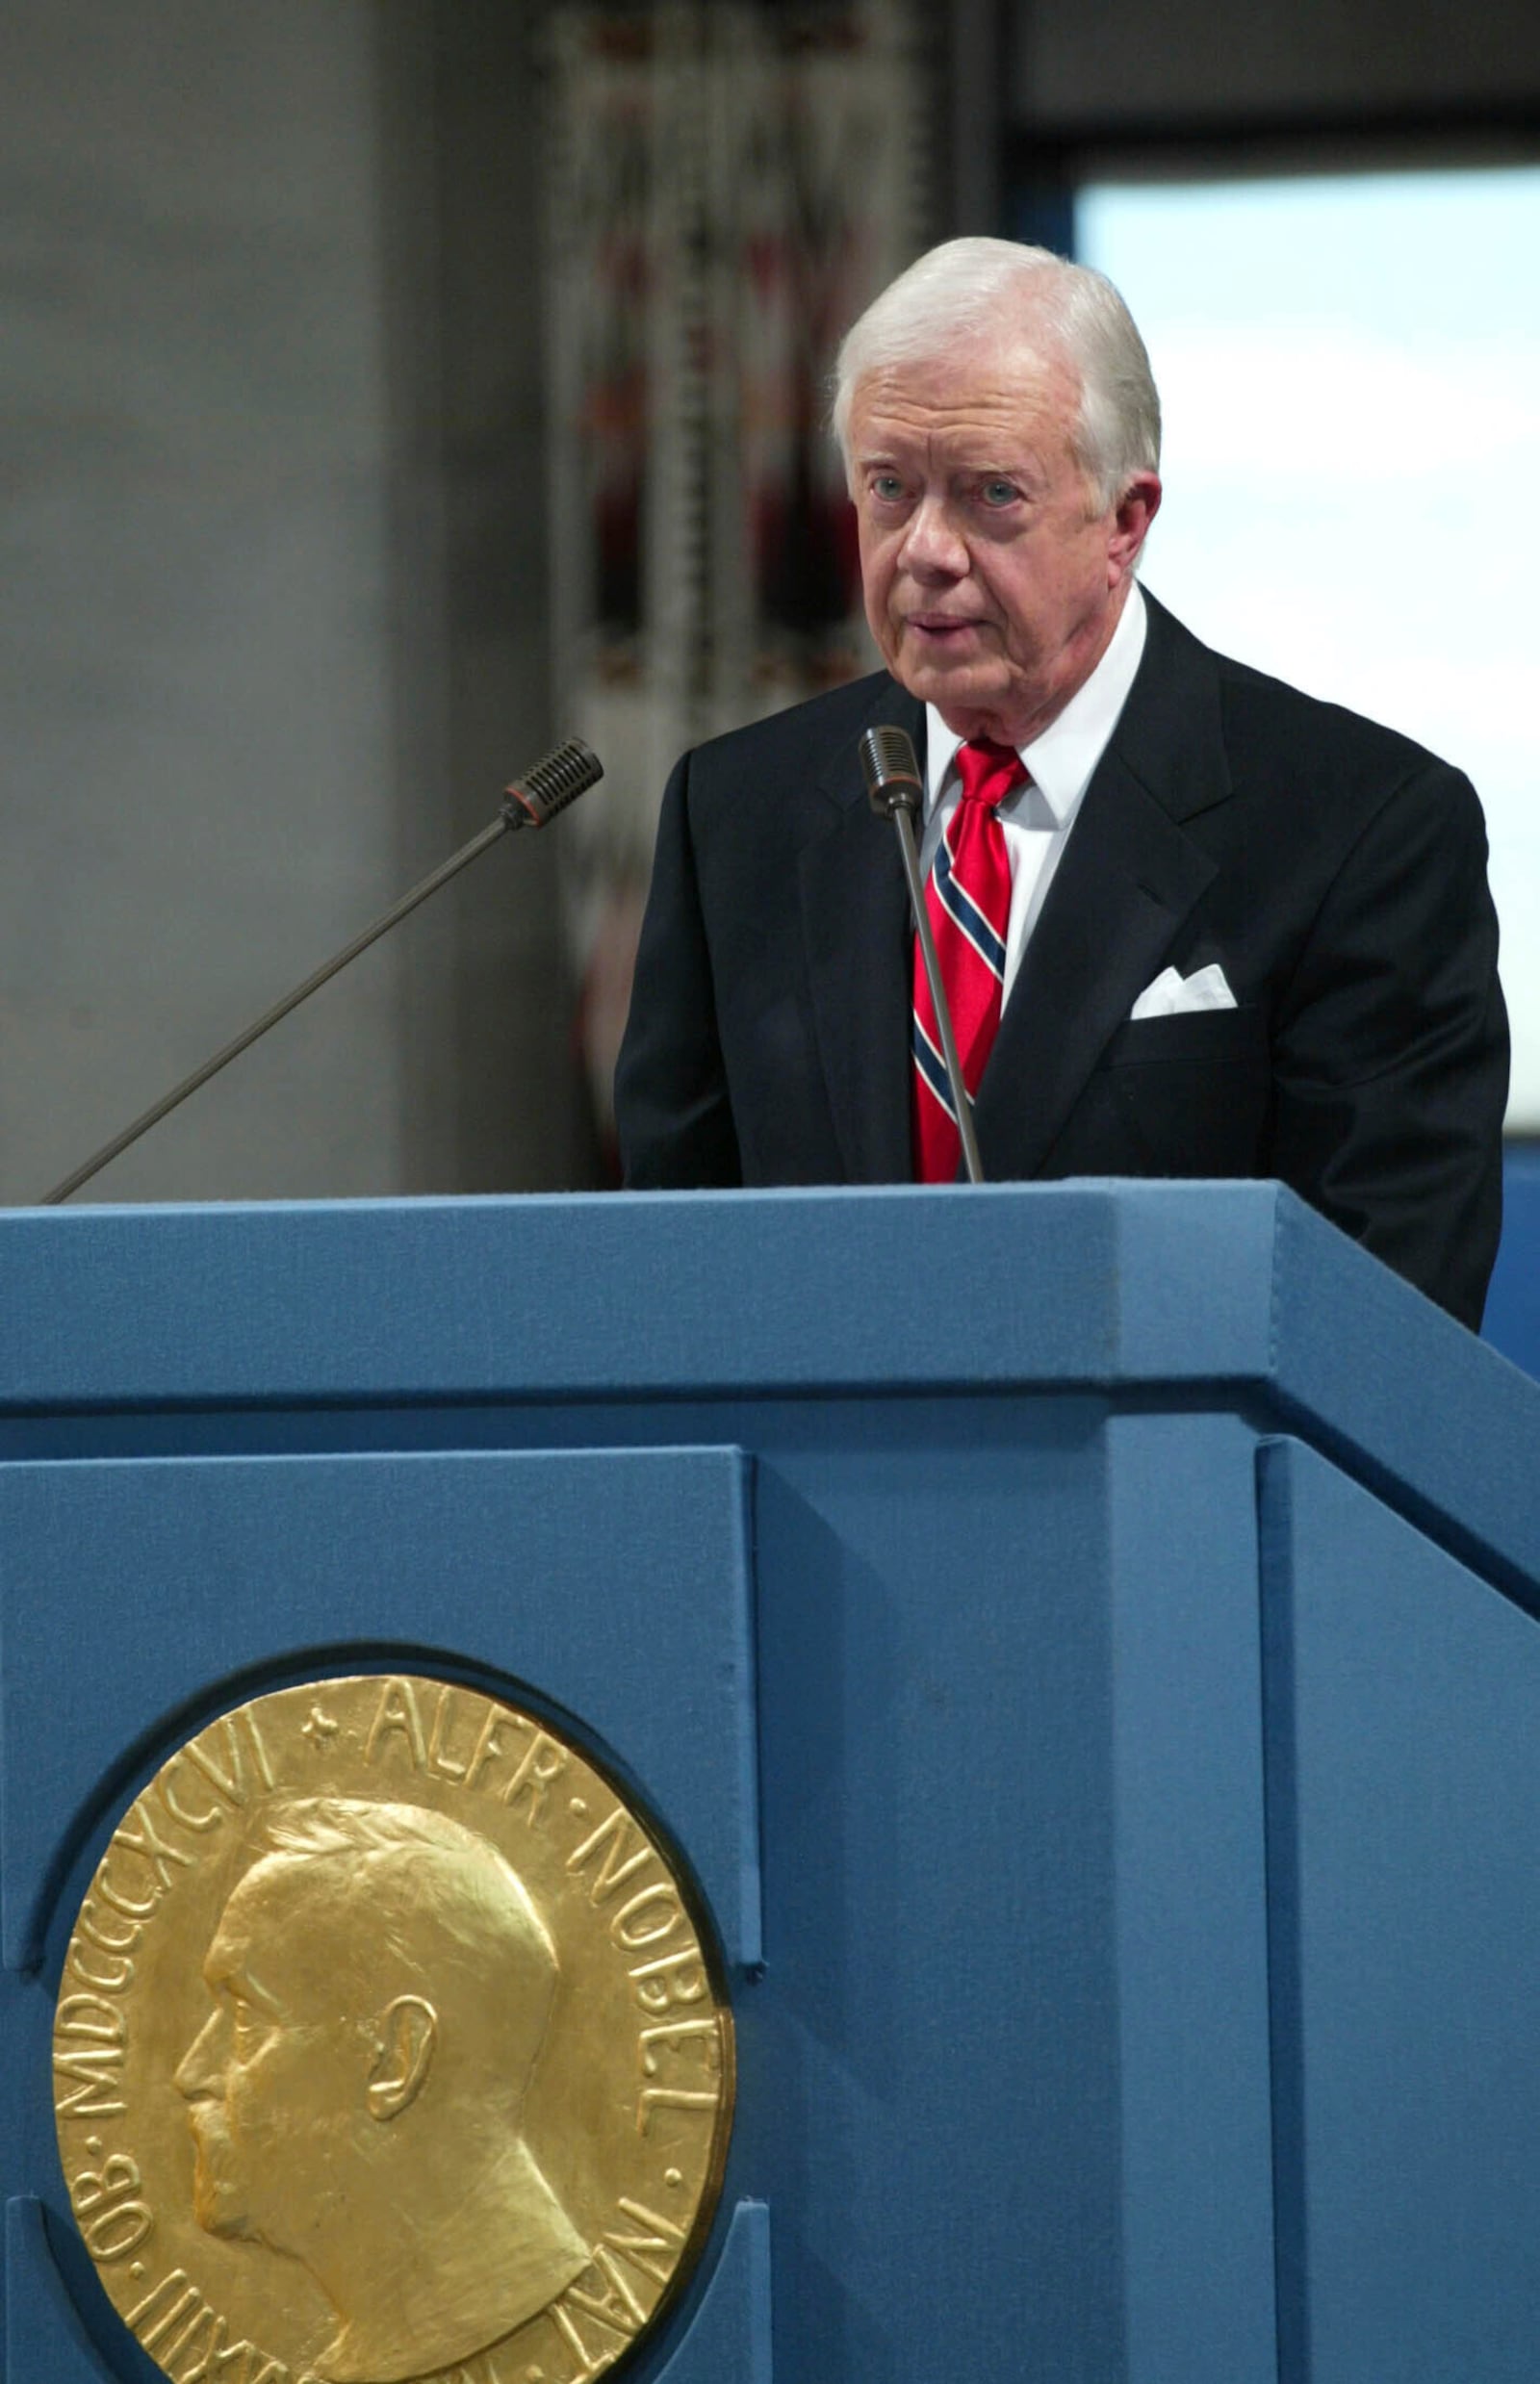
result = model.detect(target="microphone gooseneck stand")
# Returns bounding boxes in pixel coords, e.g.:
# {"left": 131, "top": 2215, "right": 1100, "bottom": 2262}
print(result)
{"left": 39, "top": 737, "right": 603, "bottom": 1205}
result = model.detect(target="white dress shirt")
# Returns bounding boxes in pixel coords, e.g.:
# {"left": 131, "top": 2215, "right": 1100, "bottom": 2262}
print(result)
{"left": 918, "top": 582, "right": 1148, "bottom": 1004}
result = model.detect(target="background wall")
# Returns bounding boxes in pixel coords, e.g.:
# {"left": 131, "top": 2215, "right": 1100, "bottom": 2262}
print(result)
{"left": 0, "top": 0, "right": 586, "bottom": 1207}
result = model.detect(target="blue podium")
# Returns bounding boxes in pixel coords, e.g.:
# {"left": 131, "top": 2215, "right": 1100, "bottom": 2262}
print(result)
{"left": 4, "top": 1183, "right": 1540, "bottom": 2384}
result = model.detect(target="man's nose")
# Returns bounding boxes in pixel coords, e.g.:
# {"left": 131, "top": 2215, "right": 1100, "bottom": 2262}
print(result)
{"left": 174, "top": 2011, "right": 224, "bottom": 2100}
{"left": 897, "top": 495, "right": 969, "bottom": 578}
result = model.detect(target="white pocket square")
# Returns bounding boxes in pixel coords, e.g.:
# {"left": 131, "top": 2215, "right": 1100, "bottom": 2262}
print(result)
{"left": 1128, "top": 962, "right": 1238, "bottom": 1020}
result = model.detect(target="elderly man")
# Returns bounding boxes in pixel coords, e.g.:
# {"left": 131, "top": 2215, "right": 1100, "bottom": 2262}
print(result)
{"left": 614, "top": 238, "right": 1508, "bottom": 1328}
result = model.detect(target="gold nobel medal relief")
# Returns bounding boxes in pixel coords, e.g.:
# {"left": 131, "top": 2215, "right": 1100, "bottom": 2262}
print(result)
{"left": 52, "top": 1677, "right": 734, "bottom": 2384}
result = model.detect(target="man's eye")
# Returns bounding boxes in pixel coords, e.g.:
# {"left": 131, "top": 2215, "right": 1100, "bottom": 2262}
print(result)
{"left": 979, "top": 479, "right": 1018, "bottom": 508}
{"left": 869, "top": 474, "right": 906, "bottom": 502}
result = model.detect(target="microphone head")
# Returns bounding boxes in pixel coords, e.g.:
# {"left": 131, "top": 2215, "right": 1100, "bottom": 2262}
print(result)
{"left": 859, "top": 725, "right": 923, "bottom": 820}
{"left": 503, "top": 737, "right": 604, "bottom": 829}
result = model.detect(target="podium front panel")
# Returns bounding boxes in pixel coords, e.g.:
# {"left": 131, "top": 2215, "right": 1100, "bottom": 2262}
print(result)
{"left": 1, "top": 1447, "right": 759, "bottom": 2384}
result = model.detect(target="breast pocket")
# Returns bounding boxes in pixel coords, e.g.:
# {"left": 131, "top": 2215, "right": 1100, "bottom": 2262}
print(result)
{"left": 1092, "top": 1003, "right": 1272, "bottom": 1176}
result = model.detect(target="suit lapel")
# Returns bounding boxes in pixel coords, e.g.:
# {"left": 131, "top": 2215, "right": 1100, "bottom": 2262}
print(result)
{"left": 974, "top": 593, "right": 1233, "bottom": 1180}
{"left": 797, "top": 679, "right": 922, "bottom": 1182}
{"left": 974, "top": 754, "right": 1218, "bottom": 1175}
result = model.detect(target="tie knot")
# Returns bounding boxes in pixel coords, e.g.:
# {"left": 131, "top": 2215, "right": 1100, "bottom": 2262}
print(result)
{"left": 956, "top": 739, "right": 1027, "bottom": 810}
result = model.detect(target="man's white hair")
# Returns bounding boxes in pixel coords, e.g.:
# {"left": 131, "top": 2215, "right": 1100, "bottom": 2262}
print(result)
{"left": 832, "top": 236, "right": 1161, "bottom": 511}
{"left": 246, "top": 1795, "right": 560, "bottom": 2070}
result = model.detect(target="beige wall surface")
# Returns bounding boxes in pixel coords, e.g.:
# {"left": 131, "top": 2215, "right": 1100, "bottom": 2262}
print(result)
{"left": 1, "top": 0, "right": 583, "bottom": 1207}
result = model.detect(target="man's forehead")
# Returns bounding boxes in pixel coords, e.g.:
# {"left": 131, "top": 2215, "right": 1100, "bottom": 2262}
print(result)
{"left": 849, "top": 338, "right": 1080, "bottom": 446}
{"left": 205, "top": 1855, "right": 348, "bottom": 2009}
{"left": 212, "top": 1852, "right": 330, "bottom": 1948}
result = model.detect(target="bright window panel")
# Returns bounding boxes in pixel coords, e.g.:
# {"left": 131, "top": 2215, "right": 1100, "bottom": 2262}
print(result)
{"left": 1079, "top": 167, "right": 1540, "bottom": 1129}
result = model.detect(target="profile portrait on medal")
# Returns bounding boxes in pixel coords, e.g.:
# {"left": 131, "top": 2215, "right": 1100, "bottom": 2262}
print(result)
{"left": 173, "top": 1794, "right": 589, "bottom": 2384}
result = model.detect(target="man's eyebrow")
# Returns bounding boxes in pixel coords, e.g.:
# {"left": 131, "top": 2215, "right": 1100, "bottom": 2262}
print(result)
{"left": 203, "top": 1950, "right": 284, "bottom": 2014}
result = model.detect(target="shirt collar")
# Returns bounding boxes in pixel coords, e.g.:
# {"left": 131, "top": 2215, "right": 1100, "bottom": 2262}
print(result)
{"left": 924, "top": 581, "right": 1147, "bottom": 826}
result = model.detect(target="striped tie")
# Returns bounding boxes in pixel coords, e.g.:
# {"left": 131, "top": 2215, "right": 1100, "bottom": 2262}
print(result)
{"left": 911, "top": 738, "right": 1025, "bottom": 1182}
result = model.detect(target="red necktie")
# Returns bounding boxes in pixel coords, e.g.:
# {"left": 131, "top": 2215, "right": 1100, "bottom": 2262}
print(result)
{"left": 911, "top": 738, "right": 1025, "bottom": 1182}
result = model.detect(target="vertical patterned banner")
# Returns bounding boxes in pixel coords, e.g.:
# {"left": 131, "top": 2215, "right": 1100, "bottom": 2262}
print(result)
{"left": 546, "top": 0, "right": 928, "bottom": 1158}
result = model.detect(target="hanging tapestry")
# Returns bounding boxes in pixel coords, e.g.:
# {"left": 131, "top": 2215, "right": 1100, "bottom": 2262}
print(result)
{"left": 545, "top": 0, "right": 931, "bottom": 1159}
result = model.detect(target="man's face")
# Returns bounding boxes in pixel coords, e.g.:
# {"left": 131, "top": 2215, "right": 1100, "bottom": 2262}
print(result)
{"left": 847, "top": 335, "right": 1159, "bottom": 747}
{"left": 174, "top": 1858, "right": 357, "bottom": 2257}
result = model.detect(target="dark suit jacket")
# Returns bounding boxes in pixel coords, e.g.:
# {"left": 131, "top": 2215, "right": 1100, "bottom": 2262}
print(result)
{"left": 615, "top": 592, "right": 1508, "bottom": 1328}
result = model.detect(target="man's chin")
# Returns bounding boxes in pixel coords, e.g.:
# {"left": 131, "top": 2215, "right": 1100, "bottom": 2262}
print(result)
{"left": 193, "top": 2190, "right": 291, "bottom": 2255}
{"left": 890, "top": 647, "right": 1016, "bottom": 733}
{"left": 912, "top": 682, "right": 1021, "bottom": 744}
{"left": 192, "top": 2184, "right": 249, "bottom": 2241}
{"left": 190, "top": 2153, "right": 260, "bottom": 2244}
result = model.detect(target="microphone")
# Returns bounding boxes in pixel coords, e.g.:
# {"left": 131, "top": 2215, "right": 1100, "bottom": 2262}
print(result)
{"left": 858, "top": 724, "right": 985, "bottom": 1186}
{"left": 39, "top": 737, "right": 604, "bottom": 1205}
{"left": 502, "top": 738, "right": 603, "bottom": 830}
{"left": 858, "top": 724, "right": 924, "bottom": 822}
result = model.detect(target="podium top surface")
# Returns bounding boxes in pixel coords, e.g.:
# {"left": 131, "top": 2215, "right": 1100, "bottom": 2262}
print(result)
{"left": 3, "top": 1180, "right": 1536, "bottom": 1592}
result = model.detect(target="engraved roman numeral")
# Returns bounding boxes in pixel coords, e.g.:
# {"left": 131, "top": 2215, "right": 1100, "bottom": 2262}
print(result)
{"left": 183, "top": 1707, "right": 277, "bottom": 1806}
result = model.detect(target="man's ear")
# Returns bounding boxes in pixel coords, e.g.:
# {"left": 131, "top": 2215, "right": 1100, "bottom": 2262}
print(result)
{"left": 367, "top": 1996, "right": 437, "bottom": 2120}
{"left": 1108, "top": 472, "right": 1162, "bottom": 583}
